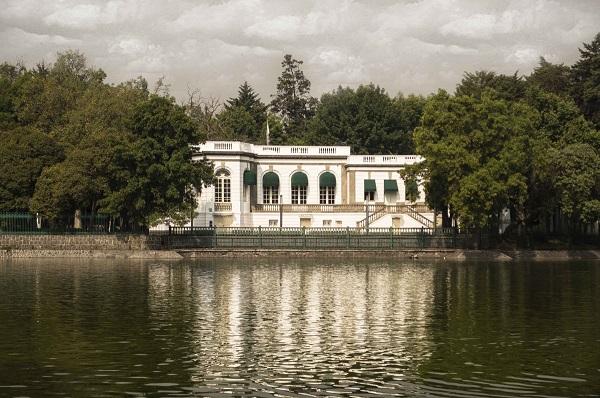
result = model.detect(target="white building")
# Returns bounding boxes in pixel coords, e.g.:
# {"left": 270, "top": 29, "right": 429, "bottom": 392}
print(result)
{"left": 191, "top": 141, "right": 435, "bottom": 229}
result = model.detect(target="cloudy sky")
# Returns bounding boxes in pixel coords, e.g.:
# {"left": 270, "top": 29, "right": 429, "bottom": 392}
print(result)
{"left": 1, "top": 0, "right": 598, "bottom": 104}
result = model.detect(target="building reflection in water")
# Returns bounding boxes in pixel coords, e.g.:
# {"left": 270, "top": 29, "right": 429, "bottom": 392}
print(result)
{"left": 147, "top": 261, "right": 438, "bottom": 379}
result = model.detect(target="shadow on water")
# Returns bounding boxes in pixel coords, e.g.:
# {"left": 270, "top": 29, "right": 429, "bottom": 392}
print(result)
{"left": 0, "top": 257, "right": 599, "bottom": 397}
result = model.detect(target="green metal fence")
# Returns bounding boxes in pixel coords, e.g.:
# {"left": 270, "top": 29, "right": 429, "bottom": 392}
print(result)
{"left": 0, "top": 212, "right": 112, "bottom": 234}
{"left": 168, "top": 226, "right": 470, "bottom": 249}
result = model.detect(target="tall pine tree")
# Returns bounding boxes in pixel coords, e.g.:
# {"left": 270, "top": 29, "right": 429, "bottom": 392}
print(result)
{"left": 270, "top": 55, "right": 317, "bottom": 144}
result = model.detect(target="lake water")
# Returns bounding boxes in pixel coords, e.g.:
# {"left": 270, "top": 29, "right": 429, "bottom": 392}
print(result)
{"left": 0, "top": 257, "right": 599, "bottom": 397}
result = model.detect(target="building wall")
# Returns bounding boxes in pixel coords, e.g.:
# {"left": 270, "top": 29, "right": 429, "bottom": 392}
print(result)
{"left": 190, "top": 142, "right": 431, "bottom": 229}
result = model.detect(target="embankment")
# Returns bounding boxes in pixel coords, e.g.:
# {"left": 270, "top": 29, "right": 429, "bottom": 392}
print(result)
{"left": 1, "top": 234, "right": 598, "bottom": 260}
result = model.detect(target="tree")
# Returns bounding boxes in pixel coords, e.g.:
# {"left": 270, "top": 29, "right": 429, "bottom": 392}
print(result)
{"left": 456, "top": 70, "right": 526, "bottom": 102}
{"left": 308, "top": 84, "right": 418, "bottom": 154}
{"left": 526, "top": 57, "right": 572, "bottom": 97}
{"left": 0, "top": 61, "right": 27, "bottom": 130}
{"left": 0, "top": 127, "right": 63, "bottom": 211}
{"left": 98, "top": 95, "right": 214, "bottom": 228}
{"left": 270, "top": 54, "right": 317, "bottom": 143}
{"left": 15, "top": 51, "right": 106, "bottom": 134}
{"left": 412, "top": 89, "right": 541, "bottom": 230}
{"left": 552, "top": 144, "right": 600, "bottom": 231}
{"left": 391, "top": 93, "right": 427, "bottom": 154}
{"left": 185, "top": 90, "right": 226, "bottom": 141}
{"left": 525, "top": 86, "right": 598, "bottom": 147}
{"left": 224, "top": 81, "right": 268, "bottom": 142}
{"left": 570, "top": 32, "right": 600, "bottom": 129}
{"left": 217, "top": 106, "right": 257, "bottom": 142}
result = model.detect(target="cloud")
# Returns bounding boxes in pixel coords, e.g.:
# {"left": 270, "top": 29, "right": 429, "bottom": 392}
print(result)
{"left": 45, "top": 4, "right": 103, "bottom": 29}
{"left": 1, "top": 0, "right": 599, "bottom": 103}
{"left": 505, "top": 47, "right": 539, "bottom": 64}
{"left": 109, "top": 38, "right": 161, "bottom": 57}
{"left": 43, "top": 1, "right": 144, "bottom": 30}
{"left": 171, "top": 0, "right": 263, "bottom": 35}
{"left": 244, "top": 0, "right": 363, "bottom": 41}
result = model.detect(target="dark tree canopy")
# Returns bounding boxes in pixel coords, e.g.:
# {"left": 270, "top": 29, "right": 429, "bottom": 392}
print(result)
{"left": 0, "top": 127, "right": 63, "bottom": 212}
{"left": 308, "top": 84, "right": 420, "bottom": 155}
{"left": 526, "top": 57, "right": 572, "bottom": 97}
{"left": 570, "top": 33, "right": 600, "bottom": 129}
{"left": 222, "top": 82, "right": 268, "bottom": 143}
{"left": 456, "top": 70, "right": 526, "bottom": 102}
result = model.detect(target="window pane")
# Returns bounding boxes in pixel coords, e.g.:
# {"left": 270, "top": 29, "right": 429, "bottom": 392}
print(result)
{"left": 224, "top": 179, "right": 231, "bottom": 202}
{"left": 299, "top": 186, "right": 307, "bottom": 204}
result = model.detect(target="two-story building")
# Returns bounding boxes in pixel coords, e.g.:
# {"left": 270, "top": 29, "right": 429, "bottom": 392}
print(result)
{"left": 191, "top": 141, "right": 435, "bottom": 229}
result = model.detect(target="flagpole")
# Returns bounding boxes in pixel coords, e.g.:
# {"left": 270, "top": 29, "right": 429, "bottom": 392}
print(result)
{"left": 266, "top": 120, "right": 270, "bottom": 145}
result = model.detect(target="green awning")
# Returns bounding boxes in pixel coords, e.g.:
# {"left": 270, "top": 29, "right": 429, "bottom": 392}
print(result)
{"left": 364, "top": 179, "right": 376, "bottom": 192}
{"left": 319, "top": 172, "right": 336, "bottom": 187}
{"left": 384, "top": 179, "right": 398, "bottom": 192}
{"left": 291, "top": 172, "right": 308, "bottom": 187}
{"left": 262, "top": 172, "right": 279, "bottom": 188}
{"left": 243, "top": 170, "right": 257, "bottom": 185}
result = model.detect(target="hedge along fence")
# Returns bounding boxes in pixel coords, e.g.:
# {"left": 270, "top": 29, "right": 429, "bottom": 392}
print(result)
{"left": 167, "top": 226, "right": 483, "bottom": 249}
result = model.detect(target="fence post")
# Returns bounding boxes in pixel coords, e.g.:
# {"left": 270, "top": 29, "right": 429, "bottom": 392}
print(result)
{"left": 259, "top": 225, "right": 262, "bottom": 248}
{"left": 301, "top": 226, "right": 305, "bottom": 249}
{"left": 453, "top": 226, "right": 457, "bottom": 248}
{"left": 212, "top": 226, "right": 217, "bottom": 248}
{"left": 168, "top": 225, "right": 171, "bottom": 250}
{"left": 346, "top": 226, "right": 350, "bottom": 249}
{"left": 421, "top": 226, "right": 425, "bottom": 248}
{"left": 390, "top": 226, "right": 393, "bottom": 248}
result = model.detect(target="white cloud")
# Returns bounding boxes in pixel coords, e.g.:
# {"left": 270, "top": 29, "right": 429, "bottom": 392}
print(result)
{"left": 505, "top": 47, "right": 539, "bottom": 64}
{"left": 440, "top": 13, "right": 500, "bottom": 39}
{"left": 45, "top": 4, "right": 103, "bottom": 29}
{"left": 171, "top": 0, "right": 263, "bottom": 34}
{"left": 43, "top": 1, "right": 145, "bottom": 30}
{"left": 109, "top": 38, "right": 160, "bottom": 57}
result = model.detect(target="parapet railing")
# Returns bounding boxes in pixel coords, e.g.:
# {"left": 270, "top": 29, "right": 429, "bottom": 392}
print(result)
{"left": 251, "top": 203, "right": 432, "bottom": 213}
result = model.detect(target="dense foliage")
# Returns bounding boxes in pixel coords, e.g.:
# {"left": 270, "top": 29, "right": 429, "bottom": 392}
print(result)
{"left": 403, "top": 34, "right": 600, "bottom": 241}
{"left": 0, "top": 50, "right": 213, "bottom": 229}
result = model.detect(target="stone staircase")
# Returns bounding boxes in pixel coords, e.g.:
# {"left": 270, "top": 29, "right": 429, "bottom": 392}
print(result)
{"left": 356, "top": 204, "right": 435, "bottom": 229}
{"left": 404, "top": 205, "right": 434, "bottom": 228}
{"left": 356, "top": 206, "right": 387, "bottom": 229}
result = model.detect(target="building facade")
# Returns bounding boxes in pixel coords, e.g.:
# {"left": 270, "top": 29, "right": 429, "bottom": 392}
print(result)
{"left": 191, "top": 141, "right": 435, "bottom": 229}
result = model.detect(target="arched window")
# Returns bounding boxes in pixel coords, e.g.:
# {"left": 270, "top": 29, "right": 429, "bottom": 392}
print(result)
{"left": 291, "top": 172, "right": 308, "bottom": 204}
{"left": 319, "top": 172, "right": 336, "bottom": 204}
{"left": 262, "top": 172, "right": 279, "bottom": 204}
{"left": 214, "top": 169, "right": 231, "bottom": 203}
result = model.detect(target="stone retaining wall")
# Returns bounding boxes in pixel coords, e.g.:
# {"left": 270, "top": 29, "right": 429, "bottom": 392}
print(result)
{"left": 0, "top": 234, "right": 164, "bottom": 252}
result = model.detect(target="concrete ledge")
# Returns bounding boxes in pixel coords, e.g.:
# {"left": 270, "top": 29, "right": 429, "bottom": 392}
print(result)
{"left": 178, "top": 248, "right": 458, "bottom": 258}
{"left": 2, "top": 247, "right": 599, "bottom": 260}
{"left": 501, "top": 250, "right": 600, "bottom": 260}
{"left": 178, "top": 248, "right": 600, "bottom": 260}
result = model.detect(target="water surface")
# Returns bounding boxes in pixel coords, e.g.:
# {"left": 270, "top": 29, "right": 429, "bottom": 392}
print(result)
{"left": 1, "top": 257, "right": 599, "bottom": 397}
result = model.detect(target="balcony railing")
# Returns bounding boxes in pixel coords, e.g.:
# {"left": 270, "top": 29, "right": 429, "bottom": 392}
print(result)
{"left": 214, "top": 203, "right": 232, "bottom": 213}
